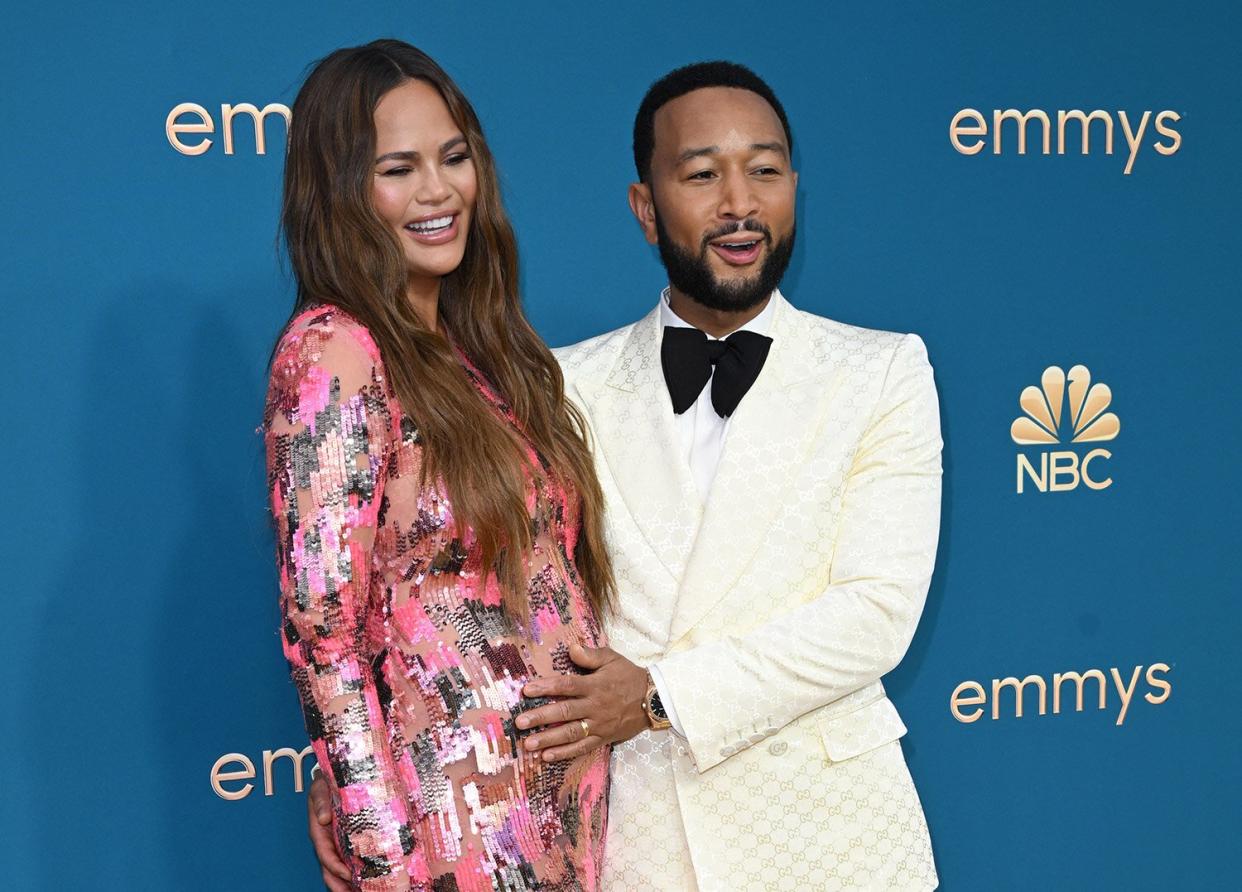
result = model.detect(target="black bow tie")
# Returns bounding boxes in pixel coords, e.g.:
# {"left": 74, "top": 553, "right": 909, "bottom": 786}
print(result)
{"left": 661, "top": 326, "right": 773, "bottom": 418}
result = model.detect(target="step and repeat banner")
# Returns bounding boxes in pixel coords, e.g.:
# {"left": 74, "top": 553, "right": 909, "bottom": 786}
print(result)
{"left": 4, "top": 2, "right": 1239, "bottom": 889}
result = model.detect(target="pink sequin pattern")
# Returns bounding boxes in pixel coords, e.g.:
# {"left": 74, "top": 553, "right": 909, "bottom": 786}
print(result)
{"left": 265, "top": 306, "right": 609, "bottom": 891}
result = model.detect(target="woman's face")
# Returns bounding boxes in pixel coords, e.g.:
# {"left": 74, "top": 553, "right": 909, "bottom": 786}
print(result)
{"left": 371, "top": 79, "right": 478, "bottom": 296}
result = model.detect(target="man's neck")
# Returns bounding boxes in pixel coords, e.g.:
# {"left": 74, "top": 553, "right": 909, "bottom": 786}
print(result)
{"left": 667, "top": 286, "right": 771, "bottom": 338}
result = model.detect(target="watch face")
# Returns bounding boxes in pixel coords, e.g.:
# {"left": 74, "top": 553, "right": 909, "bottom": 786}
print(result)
{"left": 651, "top": 691, "right": 668, "bottom": 720}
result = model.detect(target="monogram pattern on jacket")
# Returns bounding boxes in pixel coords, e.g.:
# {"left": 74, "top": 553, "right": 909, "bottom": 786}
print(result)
{"left": 553, "top": 292, "right": 940, "bottom": 890}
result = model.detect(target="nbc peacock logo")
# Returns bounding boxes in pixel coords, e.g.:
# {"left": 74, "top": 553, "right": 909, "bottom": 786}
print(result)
{"left": 1011, "top": 365, "right": 1119, "bottom": 493}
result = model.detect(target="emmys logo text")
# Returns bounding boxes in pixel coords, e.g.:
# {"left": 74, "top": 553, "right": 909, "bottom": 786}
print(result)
{"left": 1011, "top": 365, "right": 1119, "bottom": 494}
{"left": 166, "top": 102, "right": 291, "bottom": 156}
{"left": 949, "top": 108, "right": 1181, "bottom": 174}
{"left": 210, "top": 744, "right": 316, "bottom": 801}
{"left": 951, "top": 662, "right": 1171, "bottom": 726}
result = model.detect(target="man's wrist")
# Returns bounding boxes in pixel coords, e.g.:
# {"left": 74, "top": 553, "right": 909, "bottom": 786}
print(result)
{"left": 643, "top": 670, "right": 673, "bottom": 731}
{"left": 647, "top": 663, "right": 687, "bottom": 737}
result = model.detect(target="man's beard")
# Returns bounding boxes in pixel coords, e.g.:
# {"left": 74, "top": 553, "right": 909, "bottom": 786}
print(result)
{"left": 654, "top": 213, "right": 796, "bottom": 313}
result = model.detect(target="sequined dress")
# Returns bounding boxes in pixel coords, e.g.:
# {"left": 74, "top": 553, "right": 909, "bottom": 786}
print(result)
{"left": 264, "top": 306, "right": 610, "bottom": 891}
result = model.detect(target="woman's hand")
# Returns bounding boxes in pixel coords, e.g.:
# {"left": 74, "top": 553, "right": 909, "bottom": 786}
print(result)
{"left": 515, "top": 644, "right": 651, "bottom": 761}
{"left": 307, "top": 773, "right": 353, "bottom": 892}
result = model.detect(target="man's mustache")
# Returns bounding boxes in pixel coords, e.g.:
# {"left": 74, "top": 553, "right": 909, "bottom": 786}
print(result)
{"left": 700, "top": 219, "right": 772, "bottom": 253}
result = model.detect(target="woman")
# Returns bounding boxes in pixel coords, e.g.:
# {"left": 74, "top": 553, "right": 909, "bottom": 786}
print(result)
{"left": 264, "top": 39, "right": 613, "bottom": 891}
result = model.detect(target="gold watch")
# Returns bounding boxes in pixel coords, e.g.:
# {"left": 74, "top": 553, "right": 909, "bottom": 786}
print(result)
{"left": 643, "top": 671, "right": 672, "bottom": 731}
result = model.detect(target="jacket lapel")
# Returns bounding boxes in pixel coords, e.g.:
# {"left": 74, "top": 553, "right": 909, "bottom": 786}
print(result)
{"left": 575, "top": 307, "right": 703, "bottom": 587}
{"left": 667, "top": 293, "right": 830, "bottom": 645}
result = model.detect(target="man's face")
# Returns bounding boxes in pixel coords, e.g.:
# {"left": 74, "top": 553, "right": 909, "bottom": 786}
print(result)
{"left": 634, "top": 86, "right": 797, "bottom": 312}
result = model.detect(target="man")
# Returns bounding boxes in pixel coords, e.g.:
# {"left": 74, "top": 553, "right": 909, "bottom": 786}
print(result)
{"left": 309, "top": 61, "right": 940, "bottom": 890}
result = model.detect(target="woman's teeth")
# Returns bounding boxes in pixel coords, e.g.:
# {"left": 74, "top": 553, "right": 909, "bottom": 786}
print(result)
{"left": 406, "top": 215, "right": 454, "bottom": 233}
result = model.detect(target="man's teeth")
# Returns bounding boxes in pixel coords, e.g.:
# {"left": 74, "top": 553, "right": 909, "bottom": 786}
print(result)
{"left": 721, "top": 241, "right": 758, "bottom": 249}
{"left": 406, "top": 215, "right": 454, "bottom": 233}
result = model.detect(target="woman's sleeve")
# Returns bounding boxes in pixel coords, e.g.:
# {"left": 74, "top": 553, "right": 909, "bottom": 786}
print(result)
{"left": 264, "top": 321, "right": 424, "bottom": 891}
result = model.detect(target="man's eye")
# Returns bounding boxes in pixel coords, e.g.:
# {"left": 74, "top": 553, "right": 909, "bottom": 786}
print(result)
{"left": 688, "top": 170, "right": 716, "bottom": 180}
{"left": 753, "top": 167, "right": 781, "bottom": 176}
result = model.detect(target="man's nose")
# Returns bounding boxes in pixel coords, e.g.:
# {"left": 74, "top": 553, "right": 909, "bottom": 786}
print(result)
{"left": 717, "top": 171, "right": 759, "bottom": 219}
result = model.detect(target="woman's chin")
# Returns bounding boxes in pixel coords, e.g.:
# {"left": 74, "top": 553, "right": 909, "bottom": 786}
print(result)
{"left": 404, "top": 254, "right": 466, "bottom": 282}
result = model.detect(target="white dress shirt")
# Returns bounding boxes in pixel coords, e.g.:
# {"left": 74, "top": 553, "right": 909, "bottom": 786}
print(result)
{"left": 647, "top": 287, "right": 778, "bottom": 737}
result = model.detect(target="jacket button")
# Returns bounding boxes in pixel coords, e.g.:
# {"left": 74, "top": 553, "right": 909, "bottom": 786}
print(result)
{"left": 768, "top": 741, "right": 788, "bottom": 756}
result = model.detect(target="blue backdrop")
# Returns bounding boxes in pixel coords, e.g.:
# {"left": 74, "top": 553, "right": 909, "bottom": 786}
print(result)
{"left": 4, "top": 1, "right": 1239, "bottom": 888}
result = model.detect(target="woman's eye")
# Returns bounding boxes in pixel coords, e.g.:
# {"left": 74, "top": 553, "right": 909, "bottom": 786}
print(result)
{"left": 381, "top": 167, "right": 411, "bottom": 177}
{"left": 445, "top": 152, "right": 472, "bottom": 166}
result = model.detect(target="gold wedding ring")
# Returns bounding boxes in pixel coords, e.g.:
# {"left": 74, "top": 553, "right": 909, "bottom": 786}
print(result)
{"left": 579, "top": 719, "right": 591, "bottom": 739}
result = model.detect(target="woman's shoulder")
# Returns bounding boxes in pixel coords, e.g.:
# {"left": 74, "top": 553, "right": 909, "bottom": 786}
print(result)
{"left": 267, "top": 303, "right": 394, "bottom": 426}
{"left": 275, "top": 303, "right": 383, "bottom": 368}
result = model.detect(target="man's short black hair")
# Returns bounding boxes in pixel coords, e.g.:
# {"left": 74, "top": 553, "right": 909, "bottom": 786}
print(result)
{"left": 632, "top": 60, "right": 793, "bottom": 183}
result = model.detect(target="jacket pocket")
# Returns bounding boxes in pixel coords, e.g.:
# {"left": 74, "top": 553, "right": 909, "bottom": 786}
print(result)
{"left": 818, "top": 696, "right": 908, "bottom": 763}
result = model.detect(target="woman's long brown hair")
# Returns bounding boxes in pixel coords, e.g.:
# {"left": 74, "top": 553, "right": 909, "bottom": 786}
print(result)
{"left": 280, "top": 39, "right": 613, "bottom": 619}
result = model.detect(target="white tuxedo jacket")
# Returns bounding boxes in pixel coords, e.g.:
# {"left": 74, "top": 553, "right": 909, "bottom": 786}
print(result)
{"left": 554, "top": 292, "right": 940, "bottom": 891}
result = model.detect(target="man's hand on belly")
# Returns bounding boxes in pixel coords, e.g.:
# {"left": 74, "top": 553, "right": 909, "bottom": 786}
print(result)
{"left": 515, "top": 644, "right": 650, "bottom": 762}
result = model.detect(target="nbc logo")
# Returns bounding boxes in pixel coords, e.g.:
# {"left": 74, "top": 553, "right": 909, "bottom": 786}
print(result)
{"left": 1011, "top": 365, "right": 1119, "bottom": 493}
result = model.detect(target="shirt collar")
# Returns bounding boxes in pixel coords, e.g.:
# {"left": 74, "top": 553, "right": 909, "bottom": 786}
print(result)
{"left": 658, "top": 287, "right": 779, "bottom": 340}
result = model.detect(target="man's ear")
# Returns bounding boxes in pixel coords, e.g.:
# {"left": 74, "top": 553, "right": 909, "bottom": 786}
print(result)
{"left": 628, "top": 181, "right": 659, "bottom": 246}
